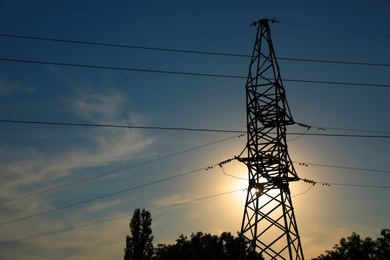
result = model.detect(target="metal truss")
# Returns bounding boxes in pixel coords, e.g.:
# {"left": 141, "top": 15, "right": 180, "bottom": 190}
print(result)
{"left": 239, "top": 19, "right": 304, "bottom": 260}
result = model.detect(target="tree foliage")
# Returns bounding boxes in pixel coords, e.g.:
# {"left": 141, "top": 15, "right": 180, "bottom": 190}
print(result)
{"left": 123, "top": 209, "right": 263, "bottom": 259}
{"left": 124, "top": 208, "right": 154, "bottom": 260}
{"left": 313, "top": 229, "right": 390, "bottom": 260}
{"left": 154, "top": 231, "right": 263, "bottom": 260}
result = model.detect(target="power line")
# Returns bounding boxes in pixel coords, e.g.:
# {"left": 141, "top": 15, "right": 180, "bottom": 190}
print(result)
{"left": 0, "top": 57, "right": 243, "bottom": 79}
{"left": 1, "top": 33, "right": 389, "bottom": 67}
{"left": 0, "top": 166, "right": 208, "bottom": 225}
{"left": 278, "top": 57, "right": 390, "bottom": 67}
{"left": 0, "top": 155, "right": 242, "bottom": 226}
{"left": 2, "top": 180, "right": 387, "bottom": 245}
{"left": 296, "top": 122, "right": 390, "bottom": 137}
{"left": 218, "top": 164, "right": 390, "bottom": 189}
{"left": 292, "top": 185, "right": 315, "bottom": 198}
{"left": 16, "top": 150, "right": 382, "bottom": 228}
{"left": 300, "top": 178, "right": 390, "bottom": 189}
{"left": 284, "top": 78, "right": 390, "bottom": 88}
{"left": 316, "top": 182, "right": 390, "bottom": 189}
{"left": 3, "top": 144, "right": 385, "bottom": 207}
{"left": 0, "top": 135, "right": 243, "bottom": 205}
{"left": 280, "top": 21, "right": 390, "bottom": 38}
{"left": 215, "top": 158, "right": 390, "bottom": 190}
{"left": 0, "top": 26, "right": 249, "bottom": 131}
{"left": 2, "top": 119, "right": 390, "bottom": 139}
{"left": 310, "top": 125, "right": 390, "bottom": 135}
{"left": 0, "top": 189, "right": 243, "bottom": 246}
{"left": 2, "top": 119, "right": 388, "bottom": 207}
{"left": 218, "top": 159, "right": 390, "bottom": 182}
{"left": 0, "top": 33, "right": 249, "bottom": 57}
{"left": 1, "top": 179, "right": 387, "bottom": 246}
{"left": 1, "top": 57, "right": 390, "bottom": 88}
{"left": 295, "top": 161, "right": 390, "bottom": 174}
{"left": 216, "top": 157, "right": 390, "bottom": 189}
{"left": 288, "top": 132, "right": 390, "bottom": 139}
{"left": 0, "top": 119, "right": 244, "bottom": 133}
{"left": 8, "top": 142, "right": 380, "bottom": 229}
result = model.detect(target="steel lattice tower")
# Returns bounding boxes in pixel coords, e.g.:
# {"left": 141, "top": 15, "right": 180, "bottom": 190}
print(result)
{"left": 238, "top": 19, "right": 304, "bottom": 260}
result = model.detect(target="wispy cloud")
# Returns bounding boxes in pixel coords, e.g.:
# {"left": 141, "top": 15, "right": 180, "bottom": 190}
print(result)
{"left": 83, "top": 198, "right": 128, "bottom": 213}
{"left": 0, "top": 87, "right": 155, "bottom": 257}
{"left": 71, "top": 88, "right": 127, "bottom": 123}
{"left": 151, "top": 193, "right": 191, "bottom": 209}
{"left": 0, "top": 208, "right": 129, "bottom": 260}
{"left": 1, "top": 85, "right": 154, "bottom": 186}
{"left": 0, "top": 75, "right": 35, "bottom": 96}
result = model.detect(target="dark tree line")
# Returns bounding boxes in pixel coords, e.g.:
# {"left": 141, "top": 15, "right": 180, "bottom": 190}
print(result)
{"left": 154, "top": 231, "right": 263, "bottom": 260}
{"left": 124, "top": 208, "right": 263, "bottom": 260}
{"left": 124, "top": 209, "right": 389, "bottom": 260}
{"left": 313, "top": 229, "right": 390, "bottom": 260}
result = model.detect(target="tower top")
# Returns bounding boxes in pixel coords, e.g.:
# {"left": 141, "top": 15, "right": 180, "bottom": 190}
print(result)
{"left": 251, "top": 18, "right": 279, "bottom": 27}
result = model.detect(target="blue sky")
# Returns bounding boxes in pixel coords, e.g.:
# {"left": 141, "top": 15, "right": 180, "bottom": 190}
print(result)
{"left": 0, "top": 0, "right": 389, "bottom": 259}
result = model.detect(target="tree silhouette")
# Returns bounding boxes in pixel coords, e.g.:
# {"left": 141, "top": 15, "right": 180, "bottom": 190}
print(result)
{"left": 154, "top": 231, "right": 263, "bottom": 260}
{"left": 124, "top": 208, "right": 154, "bottom": 260}
{"left": 123, "top": 209, "right": 265, "bottom": 259}
{"left": 313, "top": 229, "right": 390, "bottom": 260}
{"left": 376, "top": 229, "right": 390, "bottom": 259}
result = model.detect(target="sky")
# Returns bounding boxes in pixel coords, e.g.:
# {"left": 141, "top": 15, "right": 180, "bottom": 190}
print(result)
{"left": 0, "top": 0, "right": 389, "bottom": 259}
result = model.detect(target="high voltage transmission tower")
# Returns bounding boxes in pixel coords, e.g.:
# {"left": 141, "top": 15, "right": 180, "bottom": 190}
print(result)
{"left": 238, "top": 19, "right": 305, "bottom": 259}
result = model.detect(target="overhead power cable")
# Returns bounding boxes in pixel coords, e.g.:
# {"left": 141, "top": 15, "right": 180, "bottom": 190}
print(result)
{"left": 0, "top": 155, "right": 240, "bottom": 226}
{"left": 317, "top": 182, "right": 390, "bottom": 188}
{"left": 278, "top": 57, "right": 390, "bottom": 67}
{"left": 0, "top": 119, "right": 244, "bottom": 133}
{"left": 0, "top": 25, "right": 249, "bottom": 131}
{"left": 310, "top": 125, "right": 390, "bottom": 135}
{"left": 0, "top": 189, "right": 243, "bottom": 246}
{"left": 296, "top": 121, "right": 390, "bottom": 136}
{"left": 218, "top": 159, "right": 390, "bottom": 182}
{"left": 0, "top": 57, "right": 243, "bottom": 78}
{"left": 0, "top": 33, "right": 249, "bottom": 57}
{"left": 1, "top": 57, "right": 390, "bottom": 88}
{"left": 2, "top": 152, "right": 388, "bottom": 227}
{"left": 284, "top": 78, "right": 390, "bottom": 88}
{"left": 0, "top": 135, "right": 243, "bottom": 205}
{"left": 2, "top": 119, "right": 390, "bottom": 139}
{"left": 1, "top": 33, "right": 389, "bottom": 67}
{"left": 288, "top": 132, "right": 390, "bottom": 139}
{"left": 0, "top": 166, "right": 207, "bottom": 225}
{"left": 218, "top": 166, "right": 390, "bottom": 189}
{"left": 280, "top": 21, "right": 390, "bottom": 38}
{"left": 292, "top": 185, "right": 315, "bottom": 198}
{"left": 295, "top": 161, "right": 390, "bottom": 174}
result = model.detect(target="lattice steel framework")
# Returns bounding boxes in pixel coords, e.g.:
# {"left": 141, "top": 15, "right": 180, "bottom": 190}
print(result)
{"left": 238, "top": 19, "right": 304, "bottom": 260}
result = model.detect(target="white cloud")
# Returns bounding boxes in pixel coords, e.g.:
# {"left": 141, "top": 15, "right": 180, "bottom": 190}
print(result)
{"left": 0, "top": 125, "right": 154, "bottom": 201}
{"left": 83, "top": 198, "right": 127, "bottom": 213}
{"left": 0, "top": 208, "right": 130, "bottom": 260}
{"left": 1, "top": 86, "right": 154, "bottom": 186}
{"left": 0, "top": 75, "right": 35, "bottom": 96}
{"left": 0, "top": 87, "right": 156, "bottom": 257}
{"left": 150, "top": 193, "right": 190, "bottom": 209}
{"left": 71, "top": 89, "right": 127, "bottom": 122}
